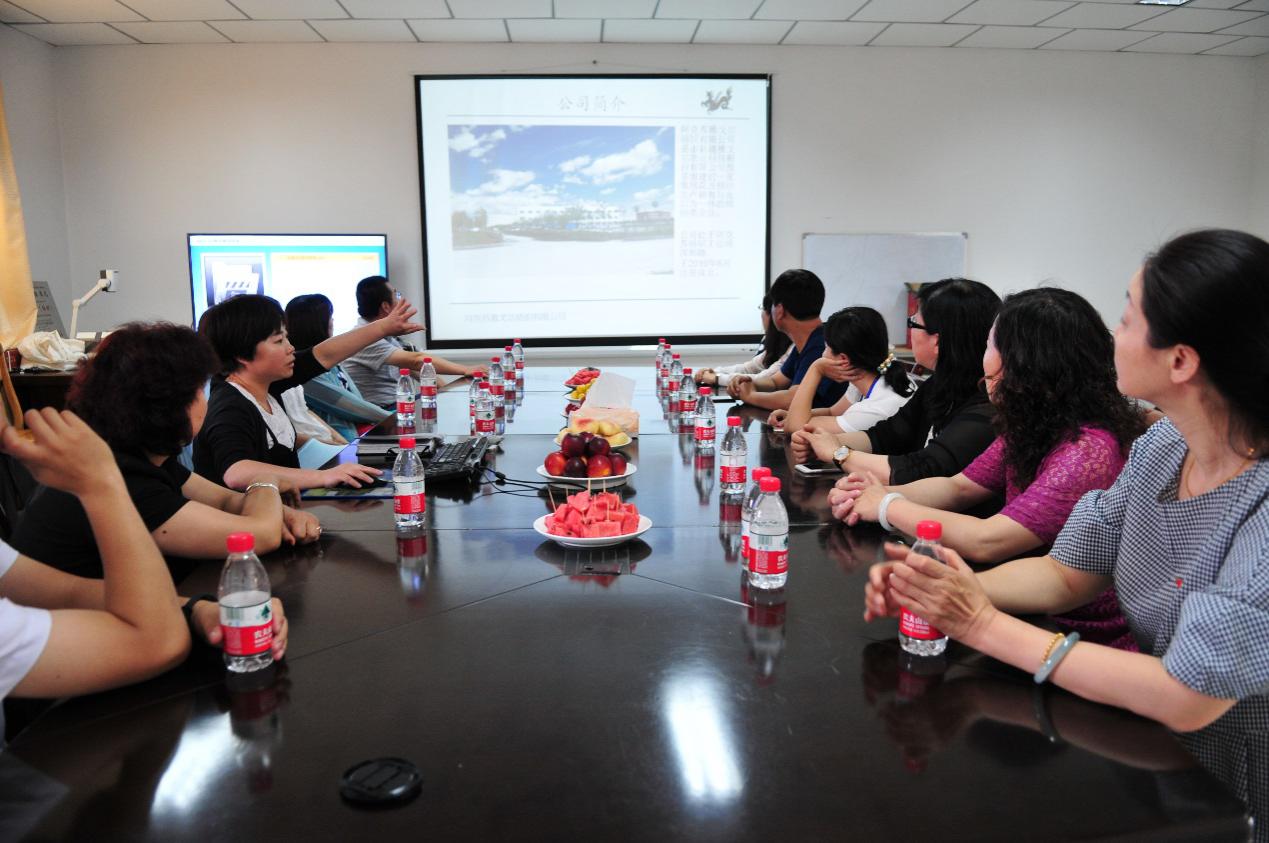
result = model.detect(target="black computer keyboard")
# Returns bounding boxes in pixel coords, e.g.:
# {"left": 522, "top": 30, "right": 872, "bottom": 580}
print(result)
{"left": 424, "top": 436, "right": 491, "bottom": 481}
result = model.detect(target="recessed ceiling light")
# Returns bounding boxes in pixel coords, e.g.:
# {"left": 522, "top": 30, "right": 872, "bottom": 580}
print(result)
{"left": 1137, "top": 0, "right": 1189, "bottom": 5}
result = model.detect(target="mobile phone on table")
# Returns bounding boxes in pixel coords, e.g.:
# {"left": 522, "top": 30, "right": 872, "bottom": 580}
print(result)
{"left": 793, "top": 460, "right": 842, "bottom": 476}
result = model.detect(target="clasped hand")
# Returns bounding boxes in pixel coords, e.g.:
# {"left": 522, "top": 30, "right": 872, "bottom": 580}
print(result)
{"left": 864, "top": 542, "right": 996, "bottom": 644}
{"left": 827, "top": 471, "right": 886, "bottom": 525}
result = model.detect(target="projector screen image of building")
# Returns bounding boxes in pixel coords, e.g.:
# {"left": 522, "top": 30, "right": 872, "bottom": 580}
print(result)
{"left": 416, "top": 75, "right": 770, "bottom": 347}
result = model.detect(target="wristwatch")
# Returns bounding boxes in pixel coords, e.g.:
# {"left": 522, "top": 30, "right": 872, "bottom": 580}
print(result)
{"left": 832, "top": 445, "right": 851, "bottom": 470}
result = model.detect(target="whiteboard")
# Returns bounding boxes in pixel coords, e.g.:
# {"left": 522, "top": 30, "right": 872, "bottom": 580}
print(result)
{"left": 802, "top": 232, "right": 967, "bottom": 346}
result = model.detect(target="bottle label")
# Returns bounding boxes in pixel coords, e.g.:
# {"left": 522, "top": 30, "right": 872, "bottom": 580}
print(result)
{"left": 678, "top": 397, "right": 694, "bottom": 414}
{"left": 420, "top": 385, "right": 438, "bottom": 398}
{"left": 695, "top": 420, "right": 715, "bottom": 442}
{"left": 476, "top": 416, "right": 495, "bottom": 434}
{"left": 749, "top": 531, "right": 788, "bottom": 575}
{"left": 394, "top": 492, "right": 425, "bottom": 514}
{"left": 397, "top": 399, "right": 415, "bottom": 415}
{"left": 720, "top": 465, "right": 746, "bottom": 484}
{"left": 220, "top": 601, "right": 273, "bottom": 657}
{"left": 491, "top": 384, "right": 504, "bottom": 397}
{"left": 741, "top": 521, "right": 750, "bottom": 557}
{"left": 899, "top": 608, "right": 942, "bottom": 640}
{"left": 515, "top": 361, "right": 524, "bottom": 370}
{"left": 667, "top": 379, "right": 679, "bottom": 394}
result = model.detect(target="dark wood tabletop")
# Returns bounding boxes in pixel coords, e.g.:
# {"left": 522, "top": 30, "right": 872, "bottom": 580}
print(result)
{"left": 3, "top": 366, "right": 1252, "bottom": 841}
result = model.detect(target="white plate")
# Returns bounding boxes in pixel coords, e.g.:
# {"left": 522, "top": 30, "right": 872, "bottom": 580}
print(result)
{"left": 533, "top": 514, "right": 652, "bottom": 548}
{"left": 535, "top": 462, "right": 636, "bottom": 489}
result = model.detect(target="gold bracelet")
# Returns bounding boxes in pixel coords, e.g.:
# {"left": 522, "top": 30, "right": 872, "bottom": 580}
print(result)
{"left": 1038, "top": 632, "right": 1066, "bottom": 667}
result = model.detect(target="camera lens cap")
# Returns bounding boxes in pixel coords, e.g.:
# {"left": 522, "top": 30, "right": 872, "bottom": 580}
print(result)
{"left": 340, "top": 757, "right": 422, "bottom": 807}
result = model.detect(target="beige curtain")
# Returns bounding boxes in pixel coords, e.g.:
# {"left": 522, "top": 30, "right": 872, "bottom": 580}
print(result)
{"left": 0, "top": 80, "right": 36, "bottom": 348}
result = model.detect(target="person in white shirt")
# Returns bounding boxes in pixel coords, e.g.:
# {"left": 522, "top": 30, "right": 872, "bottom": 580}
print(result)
{"left": 771, "top": 306, "right": 914, "bottom": 435}
{"left": 695, "top": 293, "right": 792, "bottom": 389}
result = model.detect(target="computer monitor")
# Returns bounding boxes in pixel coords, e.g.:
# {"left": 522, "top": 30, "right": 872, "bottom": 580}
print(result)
{"left": 188, "top": 234, "right": 389, "bottom": 336}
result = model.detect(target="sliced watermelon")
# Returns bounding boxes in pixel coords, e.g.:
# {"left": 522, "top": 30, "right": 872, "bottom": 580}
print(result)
{"left": 583, "top": 521, "right": 621, "bottom": 538}
{"left": 571, "top": 491, "right": 592, "bottom": 513}
{"left": 620, "top": 512, "right": 640, "bottom": 534}
{"left": 564, "top": 508, "right": 584, "bottom": 535}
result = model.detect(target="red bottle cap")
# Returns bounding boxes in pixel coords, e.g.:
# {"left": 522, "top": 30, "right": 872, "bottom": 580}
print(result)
{"left": 665, "top": 343, "right": 672, "bottom": 349}
{"left": 699, "top": 386, "right": 712, "bottom": 395}
{"left": 399, "top": 368, "right": 410, "bottom": 375}
{"left": 727, "top": 416, "right": 741, "bottom": 426}
{"left": 672, "top": 353, "right": 680, "bottom": 359}
{"left": 682, "top": 368, "right": 692, "bottom": 375}
{"left": 752, "top": 466, "right": 772, "bottom": 480}
{"left": 423, "top": 357, "right": 432, "bottom": 363}
{"left": 491, "top": 356, "right": 499, "bottom": 362}
{"left": 226, "top": 532, "right": 254, "bottom": 553}
{"left": 400, "top": 436, "right": 416, "bottom": 449}
{"left": 916, "top": 520, "right": 943, "bottom": 541}
{"left": 504, "top": 345, "right": 512, "bottom": 351}
{"left": 759, "top": 476, "right": 781, "bottom": 493}
{"left": 515, "top": 338, "right": 521, "bottom": 342}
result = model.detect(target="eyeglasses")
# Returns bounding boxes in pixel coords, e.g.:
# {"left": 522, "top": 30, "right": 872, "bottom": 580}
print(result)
{"left": 907, "top": 317, "right": 934, "bottom": 333}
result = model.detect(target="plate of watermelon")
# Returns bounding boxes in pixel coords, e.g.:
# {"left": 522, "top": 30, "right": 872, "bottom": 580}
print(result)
{"left": 535, "top": 490, "right": 651, "bottom": 548}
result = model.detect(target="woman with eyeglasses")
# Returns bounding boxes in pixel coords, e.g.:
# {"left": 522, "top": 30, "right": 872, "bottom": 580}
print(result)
{"left": 833, "top": 288, "right": 1145, "bottom": 648}
{"left": 865, "top": 229, "right": 1269, "bottom": 733}
{"left": 791, "top": 278, "right": 1001, "bottom": 485}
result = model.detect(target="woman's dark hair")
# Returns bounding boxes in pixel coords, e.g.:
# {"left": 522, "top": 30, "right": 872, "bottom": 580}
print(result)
{"left": 198, "top": 294, "right": 285, "bottom": 376}
{"left": 1141, "top": 229, "right": 1269, "bottom": 457}
{"left": 759, "top": 292, "right": 792, "bottom": 368}
{"left": 917, "top": 278, "right": 1001, "bottom": 423}
{"left": 992, "top": 288, "right": 1145, "bottom": 489}
{"left": 67, "top": 322, "right": 219, "bottom": 457}
{"left": 285, "top": 293, "right": 334, "bottom": 351}
{"left": 823, "top": 306, "right": 913, "bottom": 397}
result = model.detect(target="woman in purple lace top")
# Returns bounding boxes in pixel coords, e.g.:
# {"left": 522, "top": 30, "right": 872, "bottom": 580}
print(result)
{"left": 830, "top": 288, "right": 1144, "bottom": 648}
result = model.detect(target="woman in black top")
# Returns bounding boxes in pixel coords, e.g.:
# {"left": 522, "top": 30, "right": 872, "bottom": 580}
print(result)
{"left": 791, "top": 278, "right": 1001, "bottom": 485}
{"left": 194, "top": 294, "right": 422, "bottom": 491}
{"left": 9, "top": 323, "right": 319, "bottom": 582}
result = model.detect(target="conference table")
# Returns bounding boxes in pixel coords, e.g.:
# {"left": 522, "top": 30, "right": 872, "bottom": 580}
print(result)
{"left": 3, "top": 367, "right": 1260, "bottom": 840}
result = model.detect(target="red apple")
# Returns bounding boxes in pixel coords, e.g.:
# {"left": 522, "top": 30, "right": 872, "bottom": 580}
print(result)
{"left": 561, "top": 433, "right": 586, "bottom": 458}
{"left": 608, "top": 453, "right": 628, "bottom": 475}
{"left": 544, "top": 451, "right": 568, "bottom": 476}
{"left": 587, "top": 454, "right": 613, "bottom": 477}
{"left": 564, "top": 456, "right": 589, "bottom": 477}
{"left": 586, "top": 437, "right": 611, "bottom": 457}
{"left": 579, "top": 431, "right": 596, "bottom": 444}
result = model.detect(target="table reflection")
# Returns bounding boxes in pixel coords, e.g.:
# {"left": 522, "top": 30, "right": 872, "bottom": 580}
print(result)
{"left": 660, "top": 670, "right": 744, "bottom": 805}
{"left": 739, "top": 576, "right": 787, "bottom": 685}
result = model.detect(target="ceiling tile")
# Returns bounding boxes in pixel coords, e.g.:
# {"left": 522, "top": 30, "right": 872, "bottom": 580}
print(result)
{"left": 1233, "top": 0, "right": 1269, "bottom": 11}
{"left": 781, "top": 18, "right": 886, "bottom": 41}
{"left": 230, "top": 0, "right": 348, "bottom": 19}
{"left": 446, "top": 0, "right": 550, "bottom": 17}
{"left": 557, "top": 0, "right": 656, "bottom": 16}
{"left": 406, "top": 18, "right": 509, "bottom": 40}
{"left": 754, "top": 0, "right": 867, "bottom": 19}
{"left": 1215, "top": 14, "right": 1269, "bottom": 33}
{"left": 869, "top": 21, "right": 979, "bottom": 44}
{"left": 0, "top": 1, "right": 43, "bottom": 23}
{"left": 208, "top": 19, "right": 323, "bottom": 40}
{"left": 1038, "top": 27, "right": 1151, "bottom": 49}
{"left": 1036, "top": 2, "right": 1166, "bottom": 28}
{"left": 955, "top": 24, "right": 1068, "bottom": 47}
{"left": 655, "top": 0, "right": 764, "bottom": 19}
{"left": 851, "top": 0, "right": 976, "bottom": 23}
{"left": 602, "top": 18, "right": 698, "bottom": 40}
{"left": 339, "top": 0, "right": 450, "bottom": 17}
{"left": 948, "top": 0, "right": 1072, "bottom": 26}
{"left": 507, "top": 18, "right": 601, "bottom": 40}
{"left": 1128, "top": 7, "right": 1261, "bottom": 31}
{"left": 694, "top": 18, "right": 792, "bottom": 41}
{"left": 113, "top": 20, "right": 231, "bottom": 40}
{"left": 8, "top": 0, "right": 141, "bottom": 22}
{"left": 1202, "top": 33, "right": 1269, "bottom": 50}
{"left": 1122, "top": 31, "right": 1241, "bottom": 51}
{"left": 309, "top": 18, "right": 417, "bottom": 39}
{"left": 10, "top": 21, "right": 137, "bottom": 43}
{"left": 122, "top": 0, "right": 245, "bottom": 19}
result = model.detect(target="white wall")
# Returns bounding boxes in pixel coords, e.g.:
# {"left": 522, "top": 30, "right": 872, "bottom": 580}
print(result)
{"left": 1252, "top": 54, "right": 1269, "bottom": 238}
{"left": 27, "top": 42, "right": 1265, "bottom": 339}
{"left": 0, "top": 26, "right": 70, "bottom": 311}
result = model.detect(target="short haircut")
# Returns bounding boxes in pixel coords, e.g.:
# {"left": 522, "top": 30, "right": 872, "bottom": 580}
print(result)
{"left": 356, "top": 275, "right": 392, "bottom": 320}
{"left": 285, "top": 293, "right": 334, "bottom": 351}
{"left": 768, "top": 269, "right": 825, "bottom": 321}
{"left": 67, "top": 322, "right": 219, "bottom": 457}
{"left": 198, "top": 294, "right": 285, "bottom": 376}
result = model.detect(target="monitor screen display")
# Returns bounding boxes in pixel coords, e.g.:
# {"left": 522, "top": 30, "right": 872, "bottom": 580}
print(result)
{"left": 188, "top": 234, "right": 388, "bottom": 337}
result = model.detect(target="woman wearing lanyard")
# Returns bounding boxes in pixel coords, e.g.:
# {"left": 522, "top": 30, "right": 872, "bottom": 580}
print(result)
{"left": 772, "top": 306, "right": 915, "bottom": 436}
{"left": 835, "top": 288, "right": 1145, "bottom": 648}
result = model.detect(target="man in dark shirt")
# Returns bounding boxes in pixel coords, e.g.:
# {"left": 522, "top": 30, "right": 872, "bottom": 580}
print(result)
{"left": 730, "top": 269, "right": 849, "bottom": 411}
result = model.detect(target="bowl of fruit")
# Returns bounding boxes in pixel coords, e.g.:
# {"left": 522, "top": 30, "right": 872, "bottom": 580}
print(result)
{"left": 534, "top": 489, "right": 651, "bottom": 548}
{"left": 554, "top": 419, "right": 632, "bottom": 449}
{"left": 538, "top": 434, "right": 635, "bottom": 488}
{"left": 565, "top": 367, "right": 600, "bottom": 388}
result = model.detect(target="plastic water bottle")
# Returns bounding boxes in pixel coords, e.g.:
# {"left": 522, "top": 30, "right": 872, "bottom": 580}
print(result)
{"left": 474, "top": 381, "right": 495, "bottom": 435}
{"left": 741, "top": 466, "right": 772, "bottom": 564}
{"left": 468, "top": 377, "right": 481, "bottom": 434}
{"left": 659, "top": 343, "right": 672, "bottom": 391}
{"left": 418, "top": 358, "right": 437, "bottom": 410}
{"left": 720, "top": 416, "right": 747, "bottom": 495}
{"left": 392, "top": 435, "right": 426, "bottom": 530}
{"left": 655, "top": 338, "right": 667, "bottom": 374}
{"left": 395, "top": 368, "right": 416, "bottom": 427}
{"left": 512, "top": 338, "right": 525, "bottom": 393}
{"left": 694, "top": 386, "right": 716, "bottom": 452}
{"left": 748, "top": 476, "right": 788, "bottom": 590}
{"left": 488, "top": 357, "right": 506, "bottom": 434}
{"left": 501, "top": 345, "right": 517, "bottom": 406}
{"left": 218, "top": 533, "right": 273, "bottom": 673}
{"left": 899, "top": 521, "right": 949, "bottom": 657}
{"left": 678, "top": 369, "right": 695, "bottom": 415}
